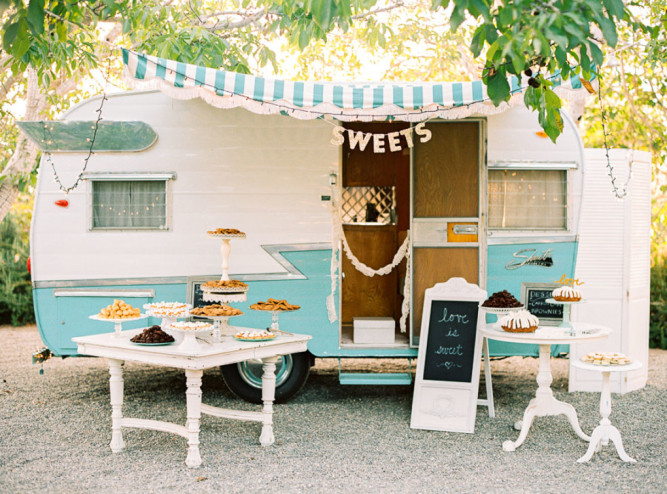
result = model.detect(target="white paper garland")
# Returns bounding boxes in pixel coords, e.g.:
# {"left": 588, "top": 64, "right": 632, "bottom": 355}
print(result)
{"left": 326, "top": 185, "right": 411, "bottom": 332}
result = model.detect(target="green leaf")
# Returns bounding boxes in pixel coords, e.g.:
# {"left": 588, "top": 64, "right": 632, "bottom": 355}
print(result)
{"left": 470, "top": 26, "right": 486, "bottom": 57}
{"left": 470, "top": 0, "right": 490, "bottom": 20}
{"left": 589, "top": 42, "right": 603, "bottom": 66}
{"left": 2, "top": 22, "right": 18, "bottom": 52}
{"left": 12, "top": 18, "right": 31, "bottom": 59}
{"left": 602, "top": 0, "right": 625, "bottom": 19}
{"left": 597, "top": 15, "right": 618, "bottom": 47}
{"left": 487, "top": 70, "right": 510, "bottom": 106}
{"left": 544, "top": 88, "right": 562, "bottom": 109}
{"left": 27, "top": 0, "right": 45, "bottom": 35}
{"left": 450, "top": 7, "right": 465, "bottom": 31}
{"left": 310, "top": 0, "right": 333, "bottom": 31}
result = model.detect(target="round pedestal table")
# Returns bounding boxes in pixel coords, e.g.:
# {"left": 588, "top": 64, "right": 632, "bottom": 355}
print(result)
{"left": 570, "top": 359, "right": 642, "bottom": 463}
{"left": 480, "top": 323, "right": 610, "bottom": 452}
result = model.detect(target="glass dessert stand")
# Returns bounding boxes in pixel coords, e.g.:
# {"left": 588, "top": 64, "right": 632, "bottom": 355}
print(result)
{"left": 250, "top": 308, "right": 299, "bottom": 332}
{"left": 545, "top": 298, "right": 584, "bottom": 332}
{"left": 481, "top": 323, "right": 610, "bottom": 452}
{"left": 89, "top": 313, "right": 148, "bottom": 338}
{"left": 191, "top": 314, "right": 243, "bottom": 341}
{"left": 207, "top": 232, "right": 246, "bottom": 281}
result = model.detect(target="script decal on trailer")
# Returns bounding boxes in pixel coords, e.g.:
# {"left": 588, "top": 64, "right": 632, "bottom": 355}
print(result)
{"left": 505, "top": 248, "right": 554, "bottom": 270}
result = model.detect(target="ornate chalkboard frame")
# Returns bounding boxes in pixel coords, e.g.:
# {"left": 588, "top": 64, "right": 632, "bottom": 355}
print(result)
{"left": 410, "top": 278, "right": 487, "bottom": 433}
{"left": 521, "top": 282, "right": 563, "bottom": 326}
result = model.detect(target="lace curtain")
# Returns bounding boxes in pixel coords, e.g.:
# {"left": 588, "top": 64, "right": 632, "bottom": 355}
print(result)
{"left": 92, "top": 180, "right": 167, "bottom": 229}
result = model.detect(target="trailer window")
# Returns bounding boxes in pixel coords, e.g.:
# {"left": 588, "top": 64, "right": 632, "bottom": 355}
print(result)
{"left": 488, "top": 169, "right": 567, "bottom": 230}
{"left": 91, "top": 180, "right": 167, "bottom": 230}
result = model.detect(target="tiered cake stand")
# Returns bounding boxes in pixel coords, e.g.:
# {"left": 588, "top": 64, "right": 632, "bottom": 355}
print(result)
{"left": 166, "top": 323, "right": 213, "bottom": 351}
{"left": 143, "top": 303, "right": 192, "bottom": 328}
{"left": 89, "top": 313, "right": 148, "bottom": 338}
{"left": 204, "top": 232, "right": 248, "bottom": 303}
{"left": 192, "top": 314, "right": 243, "bottom": 340}
{"left": 545, "top": 298, "right": 584, "bottom": 332}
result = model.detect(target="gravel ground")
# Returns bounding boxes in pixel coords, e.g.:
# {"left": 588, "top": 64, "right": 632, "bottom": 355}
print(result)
{"left": 1, "top": 325, "right": 665, "bottom": 493}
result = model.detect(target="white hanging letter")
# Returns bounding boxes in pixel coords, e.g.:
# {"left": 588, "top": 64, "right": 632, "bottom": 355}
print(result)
{"left": 387, "top": 132, "right": 402, "bottom": 152}
{"left": 415, "top": 122, "right": 432, "bottom": 143}
{"left": 348, "top": 130, "right": 373, "bottom": 151}
{"left": 373, "top": 134, "right": 386, "bottom": 153}
{"left": 330, "top": 126, "right": 346, "bottom": 146}
{"left": 400, "top": 128, "right": 414, "bottom": 148}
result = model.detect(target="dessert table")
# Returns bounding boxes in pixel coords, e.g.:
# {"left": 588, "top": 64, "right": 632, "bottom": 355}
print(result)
{"left": 480, "top": 323, "right": 610, "bottom": 452}
{"left": 571, "top": 359, "right": 642, "bottom": 463}
{"left": 74, "top": 328, "right": 310, "bottom": 468}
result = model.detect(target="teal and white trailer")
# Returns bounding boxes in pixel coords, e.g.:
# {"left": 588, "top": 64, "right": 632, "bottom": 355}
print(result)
{"left": 26, "top": 51, "right": 650, "bottom": 401}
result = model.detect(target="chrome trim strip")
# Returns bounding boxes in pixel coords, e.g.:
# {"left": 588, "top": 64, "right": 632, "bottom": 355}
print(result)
{"left": 33, "top": 243, "right": 333, "bottom": 289}
{"left": 488, "top": 160, "right": 578, "bottom": 170}
{"left": 488, "top": 235, "right": 578, "bottom": 245}
{"left": 82, "top": 172, "right": 176, "bottom": 181}
{"left": 54, "top": 289, "right": 155, "bottom": 298}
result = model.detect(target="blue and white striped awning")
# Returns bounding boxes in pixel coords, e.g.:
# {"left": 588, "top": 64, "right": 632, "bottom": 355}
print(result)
{"left": 122, "top": 48, "right": 591, "bottom": 122}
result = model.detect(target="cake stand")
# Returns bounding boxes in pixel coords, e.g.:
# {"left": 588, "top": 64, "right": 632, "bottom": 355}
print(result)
{"left": 546, "top": 298, "right": 584, "bottom": 332}
{"left": 207, "top": 231, "right": 246, "bottom": 281}
{"left": 201, "top": 285, "right": 248, "bottom": 303}
{"left": 89, "top": 314, "right": 148, "bottom": 338}
{"left": 167, "top": 324, "right": 213, "bottom": 352}
{"left": 250, "top": 308, "right": 299, "bottom": 331}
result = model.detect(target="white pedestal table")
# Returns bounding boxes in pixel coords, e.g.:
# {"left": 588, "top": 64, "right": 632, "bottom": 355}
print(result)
{"left": 480, "top": 323, "right": 610, "bottom": 452}
{"left": 571, "top": 359, "right": 642, "bottom": 463}
{"left": 74, "top": 328, "right": 310, "bottom": 468}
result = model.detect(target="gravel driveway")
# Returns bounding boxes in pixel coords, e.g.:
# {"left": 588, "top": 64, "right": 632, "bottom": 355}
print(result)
{"left": 1, "top": 325, "right": 665, "bottom": 493}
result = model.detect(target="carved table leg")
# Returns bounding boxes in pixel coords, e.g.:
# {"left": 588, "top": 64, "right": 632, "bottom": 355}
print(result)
{"left": 577, "top": 371, "right": 636, "bottom": 463}
{"left": 185, "top": 369, "right": 203, "bottom": 468}
{"left": 504, "top": 344, "right": 590, "bottom": 451}
{"left": 108, "top": 359, "right": 125, "bottom": 453}
{"left": 259, "top": 356, "right": 278, "bottom": 446}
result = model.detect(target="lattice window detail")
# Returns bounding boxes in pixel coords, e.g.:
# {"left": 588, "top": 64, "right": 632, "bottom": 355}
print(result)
{"left": 341, "top": 186, "right": 395, "bottom": 225}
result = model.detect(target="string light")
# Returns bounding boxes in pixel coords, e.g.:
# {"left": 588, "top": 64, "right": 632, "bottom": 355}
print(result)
{"left": 597, "top": 81, "right": 631, "bottom": 199}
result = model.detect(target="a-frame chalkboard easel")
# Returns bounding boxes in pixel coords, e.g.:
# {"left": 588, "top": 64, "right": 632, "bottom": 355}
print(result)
{"left": 410, "top": 277, "right": 492, "bottom": 433}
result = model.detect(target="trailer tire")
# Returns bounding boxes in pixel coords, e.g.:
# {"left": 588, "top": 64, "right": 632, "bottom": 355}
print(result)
{"left": 220, "top": 351, "right": 311, "bottom": 404}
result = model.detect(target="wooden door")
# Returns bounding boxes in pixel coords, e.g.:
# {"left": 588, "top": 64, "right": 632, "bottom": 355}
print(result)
{"left": 411, "top": 122, "right": 482, "bottom": 344}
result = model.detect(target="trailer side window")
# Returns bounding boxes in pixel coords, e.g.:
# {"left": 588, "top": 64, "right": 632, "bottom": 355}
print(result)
{"left": 488, "top": 169, "right": 567, "bottom": 230}
{"left": 91, "top": 180, "right": 167, "bottom": 230}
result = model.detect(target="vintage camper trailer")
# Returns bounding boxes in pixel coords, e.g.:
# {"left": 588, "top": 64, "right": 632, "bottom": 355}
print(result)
{"left": 26, "top": 52, "right": 650, "bottom": 402}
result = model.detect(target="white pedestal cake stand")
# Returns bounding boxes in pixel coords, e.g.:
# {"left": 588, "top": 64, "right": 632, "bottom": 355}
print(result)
{"left": 191, "top": 314, "right": 243, "bottom": 341}
{"left": 251, "top": 308, "right": 299, "bottom": 331}
{"left": 89, "top": 314, "right": 148, "bottom": 338}
{"left": 546, "top": 298, "right": 584, "bottom": 332}
{"left": 207, "top": 232, "right": 246, "bottom": 281}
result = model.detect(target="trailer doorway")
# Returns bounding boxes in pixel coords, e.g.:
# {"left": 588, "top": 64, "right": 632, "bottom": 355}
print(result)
{"left": 339, "top": 122, "right": 411, "bottom": 348}
{"left": 410, "top": 121, "right": 486, "bottom": 347}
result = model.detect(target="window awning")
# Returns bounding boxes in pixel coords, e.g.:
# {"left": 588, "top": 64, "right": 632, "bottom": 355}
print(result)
{"left": 122, "top": 48, "right": 592, "bottom": 123}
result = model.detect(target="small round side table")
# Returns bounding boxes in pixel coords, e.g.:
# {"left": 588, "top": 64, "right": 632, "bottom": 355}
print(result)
{"left": 571, "top": 359, "right": 642, "bottom": 463}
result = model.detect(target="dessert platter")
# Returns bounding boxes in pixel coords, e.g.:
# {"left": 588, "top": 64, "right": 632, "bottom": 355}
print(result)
{"left": 201, "top": 279, "right": 248, "bottom": 303}
{"left": 166, "top": 321, "right": 213, "bottom": 351}
{"left": 89, "top": 300, "right": 148, "bottom": 337}
{"left": 581, "top": 351, "right": 632, "bottom": 366}
{"left": 130, "top": 325, "right": 175, "bottom": 346}
{"left": 481, "top": 290, "right": 524, "bottom": 314}
{"left": 144, "top": 301, "right": 192, "bottom": 327}
{"left": 250, "top": 299, "right": 301, "bottom": 331}
{"left": 234, "top": 330, "right": 277, "bottom": 342}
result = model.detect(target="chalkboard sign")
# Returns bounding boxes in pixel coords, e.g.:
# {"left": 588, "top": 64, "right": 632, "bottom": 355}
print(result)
{"left": 423, "top": 300, "right": 479, "bottom": 383}
{"left": 411, "top": 278, "right": 487, "bottom": 433}
{"left": 521, "top": 283, "right": 562, "bottom": 326}
{"left": 187, "top": 277, "right": 220, "bottom": 308}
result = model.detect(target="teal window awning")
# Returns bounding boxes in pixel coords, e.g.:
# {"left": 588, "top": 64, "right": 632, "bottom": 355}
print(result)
{"left": 122, "top": 48, "right": 593, "bottom": 123}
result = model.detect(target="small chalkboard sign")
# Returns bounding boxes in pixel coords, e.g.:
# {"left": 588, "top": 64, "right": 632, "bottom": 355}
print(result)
{"left": 187, "top": 276, "right": 221, "bottom": 308}
{"left": 411, "top": 278, "right": 487, "bottom": 433}
{"left": 521, "top": 283, "right": 563, "bottom": 326}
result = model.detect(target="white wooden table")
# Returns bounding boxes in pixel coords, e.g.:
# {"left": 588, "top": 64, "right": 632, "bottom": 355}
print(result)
{"left": 571, "top": 359, "right": 642, "bottom": 463}
{"left": 480, "top": 323, "right": 610, "bottom": 452}
{"left": 74, "top": 328, "right": 310, "bottom": 468}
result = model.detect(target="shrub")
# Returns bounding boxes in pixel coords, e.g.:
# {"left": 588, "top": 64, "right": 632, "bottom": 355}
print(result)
{"left": 650, "top": 256, "right": 667, "bottom": 349}
{"left": 0, "top": 207, "right": 34, "bottom": 326}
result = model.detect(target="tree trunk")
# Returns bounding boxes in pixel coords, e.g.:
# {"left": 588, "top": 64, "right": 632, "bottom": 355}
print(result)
{"left": 0, "top": 69, "right": 45, "bottom": 223}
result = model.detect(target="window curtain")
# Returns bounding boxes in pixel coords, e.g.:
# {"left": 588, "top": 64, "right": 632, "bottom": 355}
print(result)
{"left": 92, "top": 181, "right": 166, "bottom": 229}
{"left": 488, "top": 170, "right": 567, "bottom": 229}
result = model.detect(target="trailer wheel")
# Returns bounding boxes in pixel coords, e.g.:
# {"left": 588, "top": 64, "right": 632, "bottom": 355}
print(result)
{"left": 220, "top": 351, "right": 311, "bottom": 404}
